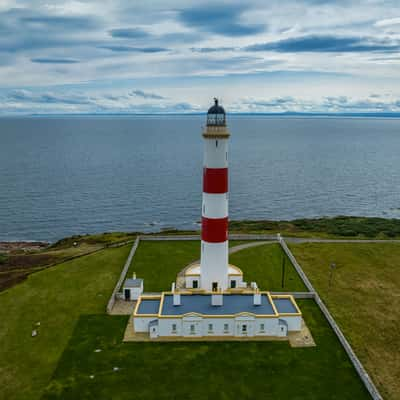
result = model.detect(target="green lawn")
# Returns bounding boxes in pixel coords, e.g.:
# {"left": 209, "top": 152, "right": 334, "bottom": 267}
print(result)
{"left": 42, "top": 300, "right": 370, "bottom": 400}
{"left": 0, "top": 239, "right": 372, "bottom": 400}
{"left": 289, "top": 243, "right": 400, "bottom": 400}
{"left": 128, "top": 241, "right": 306, "bottom": 292}
{"left": 230, "top": 243, "right": 307, "bottom": 292}
{"left": 127, "top": 240, "right": 255, "bottom": 292}
{"left": 0, "top": 244, "right": 131, "bottom": 400}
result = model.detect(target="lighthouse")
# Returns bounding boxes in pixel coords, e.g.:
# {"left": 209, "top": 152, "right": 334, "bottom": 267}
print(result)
{"left": 200, "top": 99, "right": 230, "bottom": 291}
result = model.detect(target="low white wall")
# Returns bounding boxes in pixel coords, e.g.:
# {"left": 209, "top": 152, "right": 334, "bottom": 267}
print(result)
{"left": 134, "top": 317, "right": 156, "bottom": 333}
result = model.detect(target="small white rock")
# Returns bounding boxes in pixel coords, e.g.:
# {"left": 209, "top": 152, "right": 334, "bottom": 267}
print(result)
{"left": 89, "top": 375, "right": 95, "bottom": 379}
{"left": 31, "top": 330, "right": 37, "bottom": 337}
{"left": 94, "top": 349, "right": 102, "bottom": 353}
{"left": 113, "top": 367, "right": 119, "bottom": 371}
{"left": 36, "top": 322, "right": 41, "bottom": 326}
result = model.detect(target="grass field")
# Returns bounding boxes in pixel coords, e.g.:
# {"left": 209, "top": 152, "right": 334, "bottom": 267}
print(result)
{"left": 127, "top": 241, "right": 306, "bottom": 292}
{"left": 0, "top": 239, "right": 372, "bottom": 399}
{"left": 0, "top": 244, "right": 131, "bottom": 400}
{"left": 289, "top": 242, "right": 400, "bottom": 400}
{"left": 43, "top": 300, "right": 370, "bottom": 400}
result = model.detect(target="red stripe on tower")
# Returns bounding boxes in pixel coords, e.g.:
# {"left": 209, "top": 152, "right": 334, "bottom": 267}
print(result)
{"left": 203, "top": 168, "right": 228, "bottom": 193}
{"left": 201, "top": 217, "right": 228, "bottom": 243}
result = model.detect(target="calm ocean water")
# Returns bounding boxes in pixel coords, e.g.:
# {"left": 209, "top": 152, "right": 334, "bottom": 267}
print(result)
{"left": 1, "top": 115, "right": 400, "bottom": 242}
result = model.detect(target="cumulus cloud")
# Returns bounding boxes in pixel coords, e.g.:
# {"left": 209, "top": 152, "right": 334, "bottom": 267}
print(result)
{"left": 131, "top": 90, "right": 166, "bottom": 100}
{"left": 245, "top": 35, "right": 400, "bottom": 53}
{"left": 99, "top": 45, "right": 169, "bottom": 53}
{"left": 178, "top": 4, "right": 266, "bottom": 36}
{"left": 31, "top": 57, "right": 80, "bottom": 64}
{"left": 109, "top": 28, "right": 149, "bottom": 39}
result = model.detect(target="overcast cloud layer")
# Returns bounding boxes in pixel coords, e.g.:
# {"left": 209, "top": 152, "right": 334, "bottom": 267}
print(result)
{"left": 1, "top": 0, "right": 400, "bottom": 114}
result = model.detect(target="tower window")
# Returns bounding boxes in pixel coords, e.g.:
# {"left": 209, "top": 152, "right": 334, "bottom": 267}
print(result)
{"left": 226, "top": 151, "right": 228, "bottom": 161}
{"left": 215, "top": 140, "right": 218, "bottom": 147}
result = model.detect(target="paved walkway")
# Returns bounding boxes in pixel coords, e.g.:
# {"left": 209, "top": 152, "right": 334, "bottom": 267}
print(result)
{"left": 108, "top": 299, "right": 136, "bottom": 315}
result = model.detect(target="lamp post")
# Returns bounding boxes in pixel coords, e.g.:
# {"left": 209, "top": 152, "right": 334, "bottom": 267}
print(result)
{"left": 329, "top": 262, "right": 336, "bottom": 290}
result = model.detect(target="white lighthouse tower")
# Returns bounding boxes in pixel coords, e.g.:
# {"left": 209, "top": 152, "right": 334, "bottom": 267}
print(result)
{"left": 200, "top": 99, "right": 230, "bottom": 291}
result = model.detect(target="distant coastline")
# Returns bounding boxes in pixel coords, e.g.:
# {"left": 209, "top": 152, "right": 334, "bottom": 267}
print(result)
{"left": 1, "top": 112, "right": 400, "bottom": 118}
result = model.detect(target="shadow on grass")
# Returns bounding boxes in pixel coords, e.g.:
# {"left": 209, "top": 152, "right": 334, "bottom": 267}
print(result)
{"left": 43, "top": 300, "right": 370, "bottom": 400}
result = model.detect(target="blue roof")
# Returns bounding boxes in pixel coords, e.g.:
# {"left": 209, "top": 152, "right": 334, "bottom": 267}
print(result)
{"left": 161, "top": 294, "right": 276, "bottom": 316}
{"left": 273, "top": 298, "right": 298, "bottom": 314}
{"left": 137, "top": 299, "right": 160, "bottom": 315}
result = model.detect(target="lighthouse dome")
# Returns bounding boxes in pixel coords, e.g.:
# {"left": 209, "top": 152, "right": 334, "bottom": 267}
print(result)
{"left": 207, "top": 98, "right": 226, "bottom": 126}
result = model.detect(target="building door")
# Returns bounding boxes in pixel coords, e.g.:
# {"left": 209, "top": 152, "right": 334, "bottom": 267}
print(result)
{"left": 124, "top": 289, "right": 131, "bottom": 300}
{"left": 230, "top": 280, "right": 236, "bottom": 289}
{"left": 192, "top": 280, "right": 198, "bottom": 289}
{"left": 212, "top": 282, "right": 218, "bottom": 291}
{"left": 241, "top": 324, "right": 248, "bottom": 336}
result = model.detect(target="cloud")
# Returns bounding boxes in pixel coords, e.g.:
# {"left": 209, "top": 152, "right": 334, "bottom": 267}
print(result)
{"left": 190, "top": 47, "right": 236, "bottom": 53}
{"left": 374, "top": 17, "right": 400, "bottom": 27}
{"left": 131, "top": 89, "right": 165, "bottom": 100}
{"left": 178, "top": 4, "right": 265, "bottom": 36}
{"left": 99, "top": 45, "right": 169, "bottom": 53}
{"left": 109, "top": 28, "right": 149, "bottom": 39}
{"left": 245, "top": 35, "right": 400, "bottom": 53}
{"left": 21, "top": 14, "right": 100, "bottom": 30}
{"left": 31, "top": 57, "right": 80, "bottom": 64}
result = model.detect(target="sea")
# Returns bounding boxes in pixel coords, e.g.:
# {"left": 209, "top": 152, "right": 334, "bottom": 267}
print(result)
{"left": 1, "top": 115, "right": 400, "bottom": 242}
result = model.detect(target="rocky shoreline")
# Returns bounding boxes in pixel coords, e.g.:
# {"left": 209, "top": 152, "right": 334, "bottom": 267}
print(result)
{"left": 0, "top": 241, "right": 49, "bottom": 252}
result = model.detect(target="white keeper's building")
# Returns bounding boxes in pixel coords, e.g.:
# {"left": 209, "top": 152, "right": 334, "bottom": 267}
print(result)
{"left": 131, "top": 99, "right": 302, "bottom": 340}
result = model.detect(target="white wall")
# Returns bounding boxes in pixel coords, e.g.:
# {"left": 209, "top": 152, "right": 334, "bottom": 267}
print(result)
{"left": 204, "top": 138, "right": 228, "bottom": 168}
{"left": 185, "top": 276, "right": 200, "bottom": 289}
{"left": 202, "top": 193, "right": 228, "bottom": 218}
{"left": 279, "top": 316, "right": 302, "bottom": 331}
{"left": 143, "top": 315, "right": 300, "bottom": 338}
{"left": 200, "top": 241, "right": 229, "bottom": 290}
{"left": 134, "top": 317, "right": 156, "bottom": 333}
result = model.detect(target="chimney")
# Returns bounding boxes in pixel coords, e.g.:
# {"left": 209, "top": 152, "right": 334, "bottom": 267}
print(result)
{"left": 171, "top": 282, "right": 176, "bottom": 292}
{"left": 133, "top": 272, "right": 136, "bottom": 279}
{"left": 173, "top": 293, "right": 181, "bottom": 306}
{"left": 253, "top": 292, "right": 261, "bottom": 306}
{"left": 211, "top": 292, "right": 223, "bottom": 306}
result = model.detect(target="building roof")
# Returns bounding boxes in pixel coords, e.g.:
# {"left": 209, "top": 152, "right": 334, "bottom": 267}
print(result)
{"left": 161, "top": 294, "right": 276, "bottom": 316}
{"left": 273, "top": 298, "right": 298, "bottom": 314}
{"left": 124, "top": 278, "right": 143, "bottom": 288}
{"left": 207, "top": 98, "right": 225, "bottom": 115}
{"left": 137, "top": 298, "right": 160, "bottom": 314}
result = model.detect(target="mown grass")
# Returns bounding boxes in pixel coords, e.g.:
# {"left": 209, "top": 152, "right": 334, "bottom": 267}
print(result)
{"left": 43, "top": 300, "right": 370, "bottom": 400}
{"left": 0, "top": 244, "right": 131, "bottom": 400}
{"left": 230, "top": 216, "right": 400, "bottom": 238}
{"left": 289, "top": 243, "right": 400, "bottom": 400}
{"left": 230, "top": 243, "right": 307, "bottom": 291}
{"left": 126, "top": 240, "right": 253, "bottom": 292}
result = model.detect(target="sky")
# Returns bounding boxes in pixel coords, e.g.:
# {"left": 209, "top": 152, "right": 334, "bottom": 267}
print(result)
{"left": 1, "top": 0, "right": 400, "bottom": 114}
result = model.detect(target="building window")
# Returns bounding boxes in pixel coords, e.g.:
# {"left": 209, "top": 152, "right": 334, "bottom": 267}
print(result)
{"left": 190, "top": 324, "right": 195, "bottom": 334}
{"left": 192, "top": 280, "right": 198, "bottom": 289}
{"left": 260, "top": 323, "right": 265, "bottom": 332}
{"left": 242, "top": 324, "right": 247, "bottom": 333}
{"left": 208, "top": 323, "right": 213, "bottom": 332}
{"left": 224, "top": 323, "right": 229, "bottom": 332}
{"left": 172, "top": 324, "right": 177, "bottom": 333}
